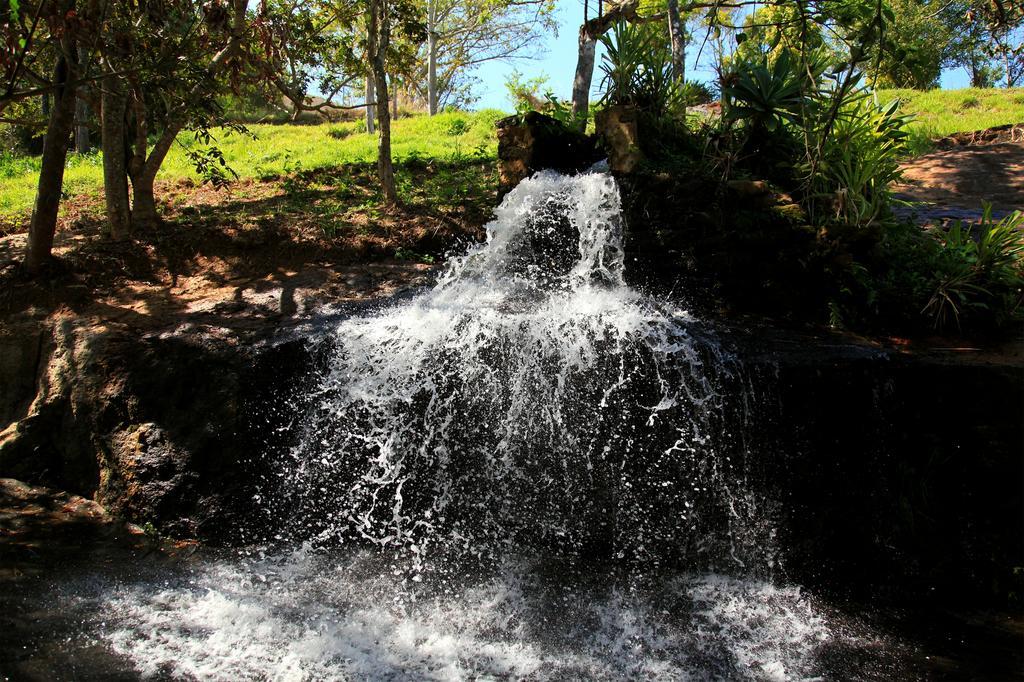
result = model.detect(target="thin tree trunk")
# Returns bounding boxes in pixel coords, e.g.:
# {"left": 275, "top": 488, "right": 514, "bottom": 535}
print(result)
{"left": 392, "top": 82, "right": 399, "bottom": 120}
{"left": 101, "top": 73, "right": 131, "bottom": 240}
{"left": 123, "top": 0, "right": 247, "bottom": 231}
{"left": 74, "top": 45, "right": 90, "bottom": 153}
{"left": 75, "top": 95, "right": 90, "bottom": 153}
{"left": 571, "top": 0, "right": 640, "bottom": 129}
{"left": 365, "top": 76, "right": 376, "bottom": 134}
{"left": 571, "top": 28, "right": 596, "bottom": 129}
{"left": 136, "top": 127, "right": 178, "bottom": 227}
{"left": 25, "top": 53, "right": 79, "bottom": 272}
{"left": 368, "top": 0, "right": 397, "bottom": 205}
{"left": 126, "top": 90, "right": 164, "bottom": 230}
{"left": 427, "top": 2, "right": 438, "bottom": 116}
{"left": 666, "top": 0, "right": 685, "bottom": 83}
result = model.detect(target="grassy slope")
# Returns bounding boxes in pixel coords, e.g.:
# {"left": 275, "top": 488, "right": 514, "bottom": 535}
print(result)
{"left": 877, "top": 87, "right": 1024, "bottom": 155}
{"left": 2, "top": 89, "right": 1022, "bottom": 214}
{"left": 0, "top": 109, "right": 503, "bottom": 217}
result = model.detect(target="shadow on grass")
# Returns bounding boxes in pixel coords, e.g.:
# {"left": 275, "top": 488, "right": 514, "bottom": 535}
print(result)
{"left": 0, "top": 158, "right": 495, "bottom": 327}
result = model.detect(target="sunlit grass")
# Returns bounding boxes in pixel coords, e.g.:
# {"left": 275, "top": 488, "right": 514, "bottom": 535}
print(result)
{"left": 877, "top": 87, "right": 1024, "bottom": 156}
{"left": 0, "top": 109, "right": 504, "bottom": 216}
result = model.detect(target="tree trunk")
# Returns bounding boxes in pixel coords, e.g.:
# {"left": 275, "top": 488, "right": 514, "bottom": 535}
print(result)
{"left": 75, "top": 95, "right": 90, "bottom": 153}
{"left": 365, "top": 76, "right": 376, "bottom": 134}
{"left": 74, "top": 45, "right": 90, "bottom": 153}
{"left": 393, "top": 82, "right": 399, "bottom": 120}
{"left": 427, "top": 28, "right": 438, "bottom": 115}
{"left": 132, "top": 125, "right": 178, "bottom": 229}
{"left": 427, "top": 0, "right": 438, "bottom": 116}
{"left": 132, "top": 173, "right": 158, "bottom": 227}
{"left": 666, "top": 0, "right": 685, "bottom": 83}
{"left": 24, "top": 53, "right": 78, "bottom": 273}
{"left": 368, "top": 0, "right": 398, "bottom": 205}
{"left": 968, "top": 58, "right": 982, "bottom": 87}
{"left": 571, "top": 28, "right": 597, "bottom": 129}
{"left": 101, "top": 74, "right": 131, "bottom": 240}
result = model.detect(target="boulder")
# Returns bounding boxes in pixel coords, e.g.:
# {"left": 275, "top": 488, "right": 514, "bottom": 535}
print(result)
{"left": 595, "top": 105, "right": 642, "bottom": 174}
{"left": 495, "top": 111, "right": 601, "bottom": 199}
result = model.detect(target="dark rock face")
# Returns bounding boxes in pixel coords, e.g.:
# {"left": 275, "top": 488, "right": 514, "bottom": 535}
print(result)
{"left": 727, "top": 329, "right": 1024, "bottom": 606}
{"left": 1, "top": 312, "right": 1020, "bottom": 605}
{"left": 615, "top": 172, "right": 828, "bottom": 320}
{"left": 777, "top": 355, "right": 1023, "bottom": 606}
{"left": 495, "top": 112, "right": 601, "bottom": 199}
{"left": 0, "top": 321, "right": 320, "bottom": 539}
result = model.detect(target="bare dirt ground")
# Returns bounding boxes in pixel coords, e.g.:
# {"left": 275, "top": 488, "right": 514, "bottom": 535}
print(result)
{"left": 0, "top": 165, "right": 491, "bottom": 338}
{"left": 894, "top": 137, "right": 1024, "bottom": 224}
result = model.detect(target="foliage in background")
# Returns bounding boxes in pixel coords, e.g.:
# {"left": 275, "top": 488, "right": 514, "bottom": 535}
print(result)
{"left": 504, "top": 70, "right": 551, "bottom": 112}
{"left": 878, "top": 87, "right": 1024, "bottom": 155}
{"left": 419, "top": 0, "right": 558, "bottom": 113}
{"left": 731, "top": 1, "right": 827, "bottom": 68}
{"left": 0, "top": 111, "right": 502, "bottom": 217}
{"left": 866, "top": 0, "right": 952, "bottom": 89}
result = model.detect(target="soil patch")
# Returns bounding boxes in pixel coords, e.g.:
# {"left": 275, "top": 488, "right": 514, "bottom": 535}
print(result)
{"left": 0, "top": 162, "right": 493, "bottom": 337}
{"left": 894, "top": 138, "right": 1024, "bottom": 224}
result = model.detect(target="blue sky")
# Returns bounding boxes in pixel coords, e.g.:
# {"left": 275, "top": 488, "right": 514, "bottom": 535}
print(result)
{"left": 471, "top": 2, "right": 971, "bottom": 111}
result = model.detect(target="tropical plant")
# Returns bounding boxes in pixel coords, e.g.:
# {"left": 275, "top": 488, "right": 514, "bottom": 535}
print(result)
{"left": 924, "top": 207, "right": 1024, "bottom": 330}
{"left": 722, "top": 51, "right": 807, "bottom": 131}
{"left": 805, "top": 91, "right": 912, "bottom": 227}
{"left": 598, "top": 21, "right": 687, "bottom": 119}
{"left": 679, "top": 80, "right": 717, "bottom": 107}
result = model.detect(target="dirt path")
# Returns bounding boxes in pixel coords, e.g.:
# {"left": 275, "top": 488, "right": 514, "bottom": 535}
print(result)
{"left": 894, "top": 140, "right": 1024, "bottom": 224}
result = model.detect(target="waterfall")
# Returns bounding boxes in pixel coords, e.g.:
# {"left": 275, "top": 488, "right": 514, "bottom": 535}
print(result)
{"left": 277, "top": 170, "right": 767, "bottom": 573}
{"left": 61, "top": 171, "right": 897, "bottom": 680}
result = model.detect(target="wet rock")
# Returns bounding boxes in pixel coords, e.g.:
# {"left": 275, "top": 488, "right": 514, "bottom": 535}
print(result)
{"left": 495, "top": 112, "right": 601, "bottom": 199}
{"left": 0, "top": 318, "right": 320, "bottom": 540}
{"left": 595, "top": 105, "right": 642, "bottom": 174}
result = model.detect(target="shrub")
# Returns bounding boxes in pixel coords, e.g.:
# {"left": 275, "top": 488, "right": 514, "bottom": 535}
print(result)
{"left": 327, "top": 126, "right": 353, "bottom": 140}
{"left": 679, "top": 80, "right": 717, "bottom": 107}
{"left": 924, "top": 207, "right": 1024, "bottom": 330}
{"left": 598, "top": 20, "right": 687, "bottom": 119}
{"left": 446, "top": 118, "right": 470, "bottom": 137}
{"left": 805, "top": 92, "right": 911, "bottom": 228}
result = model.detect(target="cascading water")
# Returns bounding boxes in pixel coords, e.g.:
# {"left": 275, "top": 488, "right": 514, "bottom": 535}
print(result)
{"left": 37, "top": 171, "right": 906, "bottom": 680}
{"left": 276, "top": 170, "right": 766, "bottom": 573}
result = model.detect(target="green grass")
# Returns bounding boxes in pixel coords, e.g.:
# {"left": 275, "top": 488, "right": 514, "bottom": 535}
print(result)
{"left": 876, "top": 87, "right": 1024, "bottom": 155}
{"left": 0, "top": 109, "right": 504, "bottom": 217}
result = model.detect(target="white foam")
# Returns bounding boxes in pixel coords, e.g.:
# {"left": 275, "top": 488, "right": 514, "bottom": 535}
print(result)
{"left": 98, "top": 551, "right": 836, "bottom": 681}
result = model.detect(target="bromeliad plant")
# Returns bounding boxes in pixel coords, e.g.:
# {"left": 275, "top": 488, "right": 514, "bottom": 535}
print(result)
{"left": 722, "top": 51, "right": 808, "bottom": 133}
{"left": 924, "top": 207, "right": 1024, "bottom": 330}
{"left": 805, "top": 86, "right": 912, "bottom": 227}
{"left": 597, "top": 21, "right": 689, "bottom": 119}
{"left": 721, "top": 48, "right": 912, "bottom": 230}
